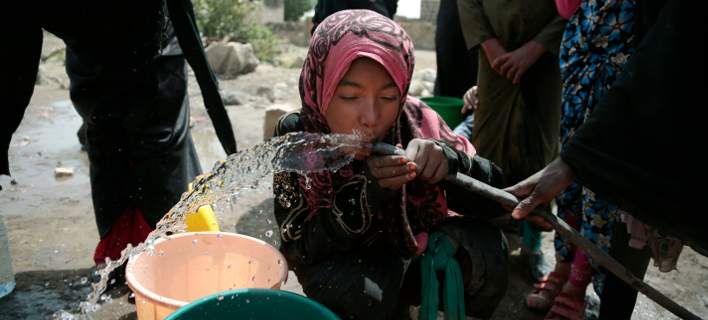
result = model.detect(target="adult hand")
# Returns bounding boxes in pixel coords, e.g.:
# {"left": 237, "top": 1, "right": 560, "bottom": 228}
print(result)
{"left": 405, "top": 139, "right": 448, "bottom": 184}
{"left": 461, "top": 85, "right": 479, "bottom": 114}
{"left": 367, "top": 147, "right": 417, "bottom": 190}
{"left": 481, "top": 38, "right": 507, "bottom": 68}
{"left": 504, "top": 158, "right": 575, "bottom": 227}
{"left": 492, "top": 41, "right": 546, "bottom": 85}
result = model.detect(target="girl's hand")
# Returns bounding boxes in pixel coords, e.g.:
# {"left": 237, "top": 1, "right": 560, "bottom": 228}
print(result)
{"left": 367, "top": 154, "right": 417, "bottom": 190}
{"left": 405, "top": 139, "right": 448, "bottom": 184}
{"left": 461, "top": 85, "right": 479, "bottom": 114}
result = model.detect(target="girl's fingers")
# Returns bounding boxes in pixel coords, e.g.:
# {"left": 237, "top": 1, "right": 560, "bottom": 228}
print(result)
{"left": 370, "top": 163, "right": 414, "bottom": 179}
{"left": 368, "top": 155, "right": 408, "bottom": 168}
{"left": 378, "top": 171, "right": 416, "bottom": 189}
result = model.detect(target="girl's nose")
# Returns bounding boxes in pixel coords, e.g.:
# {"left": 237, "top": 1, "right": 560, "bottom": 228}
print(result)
{"left": 359, "top": 97, "right": 378, "bottom": 128}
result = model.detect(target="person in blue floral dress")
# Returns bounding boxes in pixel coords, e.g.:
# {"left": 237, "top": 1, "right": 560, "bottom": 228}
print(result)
{"left": 525, "top": 0, "right": 638, "bottom": 318}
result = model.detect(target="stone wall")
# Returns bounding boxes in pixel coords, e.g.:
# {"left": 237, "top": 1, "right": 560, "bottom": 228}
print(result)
{"left": 267, "top": 18, "right": 436, "bottom": 50}
{"left": 420, "top": 0, "right": 440, "bottom": 23}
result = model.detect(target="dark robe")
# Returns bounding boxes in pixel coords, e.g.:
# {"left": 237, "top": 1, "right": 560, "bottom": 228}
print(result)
{"left": 560, "top": 0, "right": 706, "bottom": 254}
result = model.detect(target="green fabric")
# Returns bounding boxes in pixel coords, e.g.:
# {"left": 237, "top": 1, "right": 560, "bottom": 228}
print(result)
{"left": 419, "top": 232, "right": 465, "bottom": 320}
{"left": 521, "top": 220, "right": 542, "bottom": 252}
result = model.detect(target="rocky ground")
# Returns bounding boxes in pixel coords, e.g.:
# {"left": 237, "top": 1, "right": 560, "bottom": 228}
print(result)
{"left": 0, "top": 33, "right": 706, "bottom": 320}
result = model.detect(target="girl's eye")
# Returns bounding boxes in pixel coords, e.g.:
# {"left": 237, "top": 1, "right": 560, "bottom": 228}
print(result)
{"left": 339, "top": 95, "right": 358, "bottom": 100}
{"left": 380, "top": 96, "right": 398, "bottom": 101}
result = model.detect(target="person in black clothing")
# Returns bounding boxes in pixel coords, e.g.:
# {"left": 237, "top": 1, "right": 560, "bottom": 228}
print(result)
{"left": 311, "top": 0, "right": 398, "bottom": 33}
{"left": 0, "top": 1, "right": 230, "bottom": 280}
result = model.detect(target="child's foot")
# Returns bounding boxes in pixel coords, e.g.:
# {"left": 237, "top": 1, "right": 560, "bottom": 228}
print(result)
{"left": 544, "top": 282, "right": 586, "bottom": 320}
{"left": 526, "top": 271, "right": 567, "bottom": 311}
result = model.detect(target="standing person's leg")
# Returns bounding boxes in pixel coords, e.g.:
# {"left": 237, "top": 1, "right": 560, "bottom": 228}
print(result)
{"left": 66, "top": 48, "right": 200, "bottom": 268}
{"left": 598, "top": 221, "right": 650, "bottom": 320}
{"left": 1, "top": 24, "right": 43, "bottom": 176}
{"left": 433, "top": 0, "right": 477, "bottom": 98}
{"left": 526, "top": 182, "right": 583, "bottom": 310}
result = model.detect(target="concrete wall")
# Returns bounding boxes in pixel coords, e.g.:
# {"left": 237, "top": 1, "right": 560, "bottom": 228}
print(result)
{"left": 267, "top": 18, "right": 436, "bottom": 50}
{"left": 420, "top": 0, "right": 440, "bottom": 23}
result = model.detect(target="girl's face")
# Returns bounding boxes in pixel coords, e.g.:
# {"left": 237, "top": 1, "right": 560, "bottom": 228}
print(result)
{"left": 325, "top": 58, "right": 401, "bottom": 143}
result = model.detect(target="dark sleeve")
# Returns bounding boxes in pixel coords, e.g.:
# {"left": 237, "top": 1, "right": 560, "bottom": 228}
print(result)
{"left": 435, "top": 141, "right": 507, "bottom": 219}
{"left": 532, "top": 14, "right": 566, "bottom": 56}
{"left": 1, "top": 27, "right": 42, "bottom": 176}
{"left": 560, "top": 1, "right": 705, "bottom": 250}
{"left": 457, "top": 0, "right": 496, "bottom": 50}
{"left": 272, "top": 113, "right": 384, "bottom": 265}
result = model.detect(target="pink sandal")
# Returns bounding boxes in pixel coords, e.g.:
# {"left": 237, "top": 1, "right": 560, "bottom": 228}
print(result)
{"left": 526, "top": 271, "right": 566, "bottom": 311}
{"left": 544, "top": 292, "right": 585, "bottom": 320}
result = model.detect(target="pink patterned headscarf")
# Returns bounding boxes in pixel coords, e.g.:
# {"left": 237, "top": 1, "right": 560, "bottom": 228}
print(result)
{"left": 298, "top": 9, "right": 475, "bottom": 256}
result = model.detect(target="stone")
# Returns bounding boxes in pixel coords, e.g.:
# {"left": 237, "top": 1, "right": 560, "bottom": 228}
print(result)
{"left": 256, "top": 86, "right": 276, "bottom": 102}
{"left": 205, "top": 42, "right": 260, "bottom": 79}
{"left": 420, "top": 68, "right": 437, "bottom": 83}
{"left": 263, "top": 104, "right": 298, "bottom": 141}
{"left": 220, "top": 90, "right": 242, "bottom": 106}
{"left": 54, "top": 167, "right": 74, "bottom": 178}
{"left": 409, "top": 80, "right": 426, "bottom": 97}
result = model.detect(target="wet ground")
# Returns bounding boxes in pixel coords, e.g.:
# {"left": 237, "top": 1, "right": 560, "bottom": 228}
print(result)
{"left": 0, "top": 33, "right": 706, "bottom": 319}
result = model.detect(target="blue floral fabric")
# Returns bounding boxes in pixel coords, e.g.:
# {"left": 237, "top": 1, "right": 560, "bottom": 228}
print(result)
{"left": 554, "top": 0, "right": 637, "bottom": 293}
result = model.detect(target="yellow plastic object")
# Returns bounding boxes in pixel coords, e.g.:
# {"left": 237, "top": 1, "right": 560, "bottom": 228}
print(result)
{"left": 185, "top": 205, "right": 220, "bottom": 232}
{"left": 184, "top": 183, "right": 220, "bottom": 232}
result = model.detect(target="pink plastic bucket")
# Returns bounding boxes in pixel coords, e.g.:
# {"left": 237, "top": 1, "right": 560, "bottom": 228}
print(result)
{"left": 126, "top": 232, "right": 288, "bottom": 320}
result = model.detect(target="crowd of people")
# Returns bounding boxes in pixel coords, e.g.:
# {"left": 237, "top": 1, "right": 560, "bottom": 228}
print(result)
{"left": 1, "top": 0, "right": 701, "bottom": 319}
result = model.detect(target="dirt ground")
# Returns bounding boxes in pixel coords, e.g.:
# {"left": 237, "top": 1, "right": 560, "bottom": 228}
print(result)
{"left": 0, "top": 33, "right": 706, "bottom": 320}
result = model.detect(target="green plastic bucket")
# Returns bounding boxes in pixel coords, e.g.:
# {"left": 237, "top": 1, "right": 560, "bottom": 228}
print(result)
{"left": 420, "top": 96, "right": 464, "bottom": 128}
{"left": 165, "top": 288, "right": 340, "bottom": 320}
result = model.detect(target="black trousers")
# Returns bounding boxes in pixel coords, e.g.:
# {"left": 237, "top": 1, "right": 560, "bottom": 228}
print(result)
{"left": 598, "top": 222, "right": 651, "bottom": 319}
{"left": 66, "top": 50, "right": 201, "bottom": 236}
{"left": 3, "top": 1, "right": 201, "bottom": 236}
{"left": 293, "top": 219, "right": 508, "bottom": 320}
{"left": 433, "top": 0, "right": 478, "bottom": 98}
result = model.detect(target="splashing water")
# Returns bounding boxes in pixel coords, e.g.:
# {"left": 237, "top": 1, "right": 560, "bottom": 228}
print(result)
{"left": 61, "top": 132, "right": 366, "bottom": 318}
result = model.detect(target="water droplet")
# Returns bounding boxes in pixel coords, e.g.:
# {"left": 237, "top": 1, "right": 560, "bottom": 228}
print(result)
{"left": 192, "top": 239, "right": 198, "bottom": 245}
{"left": 251, "top": 275, "right": 256, "bottom": 282}
{"left": 109, "top": 279, "right": 116, "bottom": 285}
{"left": 265, "top": 230, "right": 274, "bottom": 238}
{"left": 217, "top": 295, "right": 224, "bottom": 301}
{"left": 245, "top": 299, "right": 250, "bottom": 304}
{"left": 44, "top": 281, "right": 50, "bottom": 287}
{"left": 79, "top": 277, "right": 88, "bottom": 285}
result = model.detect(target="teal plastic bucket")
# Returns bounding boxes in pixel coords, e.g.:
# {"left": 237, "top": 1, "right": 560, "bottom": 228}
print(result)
{"left": 165, "top": 288, "right": 340, "bottom": 320}
{"left": 420, "top": 96, "right": 464, "bottom": 128}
